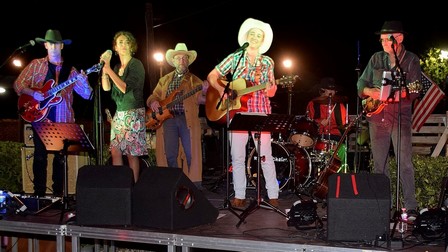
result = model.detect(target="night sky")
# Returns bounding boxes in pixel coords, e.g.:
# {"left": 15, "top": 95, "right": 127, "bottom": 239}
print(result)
{"left": 1, "top": 1, "right": 447, "bottom": 120}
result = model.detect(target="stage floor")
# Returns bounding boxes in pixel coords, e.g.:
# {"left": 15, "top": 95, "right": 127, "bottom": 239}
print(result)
{"left": 0, "top": 173, "right": 445, "bottom": 252}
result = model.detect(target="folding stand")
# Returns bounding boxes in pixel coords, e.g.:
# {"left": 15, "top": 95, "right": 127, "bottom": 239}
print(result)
{"left": 228, "top": 113, "right": 295, "bottom": 227}
{"left": 32, "top": 122, "right": 94, "bottom": 223}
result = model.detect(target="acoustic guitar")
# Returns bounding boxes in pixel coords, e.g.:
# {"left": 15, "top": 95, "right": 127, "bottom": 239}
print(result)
{"left": 205, "top": 75, "right": 298, "bottom": 124}
{"left": 18, "top": 63, "right": 102, "bottom": 123}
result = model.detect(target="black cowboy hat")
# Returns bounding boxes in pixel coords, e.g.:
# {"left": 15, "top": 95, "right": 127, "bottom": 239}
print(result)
{"left": 375, "top": 20, "right": 406, "bottom": 34}
{"left": 320, "top": 77, "right": 337, "bottom": 91}
{"left": 35, "top": 29, "right": 72, "bottom": 45}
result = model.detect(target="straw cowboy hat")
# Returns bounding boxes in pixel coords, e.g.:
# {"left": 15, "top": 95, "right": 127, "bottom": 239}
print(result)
{"left": 375, "top": 21, "right": 406, "bottom": 34}
{"left": 238, "top": 18, "right": 273, "bottom": 54}
{"left": 35, "top": 29, "right": 72, "bottom": 45}
{"left": 165, "top": 43, "right": 197, "bottom": 67}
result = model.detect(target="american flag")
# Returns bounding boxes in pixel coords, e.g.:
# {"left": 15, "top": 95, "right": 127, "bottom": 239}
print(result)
{"left": 412, "top": 72, "right": 445, "bottom": 132}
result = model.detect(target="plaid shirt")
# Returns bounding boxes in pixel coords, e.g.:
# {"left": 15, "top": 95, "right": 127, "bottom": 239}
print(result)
{"left": 214, "top": 51, "right": 275, "bottom": 114}
{"left": 14, "top": 56, "right": 93, "bottom": 123}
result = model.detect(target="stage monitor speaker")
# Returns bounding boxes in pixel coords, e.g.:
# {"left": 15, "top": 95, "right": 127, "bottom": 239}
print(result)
{"left": 327, "top": 173, "right": 390, "bottom": 242}
{"left": 132, "top": 166, "right": 219, "bottom": 230}
{"left": 76, "top": 165, "right": 134, "bottom": 226}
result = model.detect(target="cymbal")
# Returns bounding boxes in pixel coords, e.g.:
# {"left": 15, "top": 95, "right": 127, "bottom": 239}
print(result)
{"left": 312, "top": 95, "right": 348, "bottom": 104}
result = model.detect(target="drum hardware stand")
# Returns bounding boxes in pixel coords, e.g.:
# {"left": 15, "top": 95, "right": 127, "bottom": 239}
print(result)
{"left": 32, "top": 122, "right": 94, "bottom": 224}
{"left": 229, "top": 113, "right": 295, "bottom": 227}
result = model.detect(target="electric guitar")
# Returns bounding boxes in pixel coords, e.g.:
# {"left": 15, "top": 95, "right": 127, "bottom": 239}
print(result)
{"left": 18, "top": 63, "right": 102, "bottom": 123}
{"left": 205, "top": 75, "right": 298, "bottom": 124}
{"left": 146, "top": 85, "right": 202, "bottom": 130}
{"left": 362, "top": 80, "right": 422, "bottom": 117}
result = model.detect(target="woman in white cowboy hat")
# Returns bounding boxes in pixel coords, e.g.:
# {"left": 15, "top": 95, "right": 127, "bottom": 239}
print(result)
{"left": 13, "top": 29, "right": 92, "bottom": 197}
{"left": 207, "top": 18, "right": 279, "bottom": 208}
{"left": 146, "top": 43, "right": 209, "bottom": 188}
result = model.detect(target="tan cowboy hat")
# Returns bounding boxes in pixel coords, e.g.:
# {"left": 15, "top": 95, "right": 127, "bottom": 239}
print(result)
{"left": 238, "top": 18, "right": 273, "bottom": 54}
{"left": 35, "top": 29, "right": 72, "bottom": 45}
{"left": 165, "top": 43, "right": 197, "bottom": 67}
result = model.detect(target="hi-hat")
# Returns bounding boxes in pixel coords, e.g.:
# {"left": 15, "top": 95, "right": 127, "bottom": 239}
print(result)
{"left": 313, "top": 95, "right": 348, "bottom": 104}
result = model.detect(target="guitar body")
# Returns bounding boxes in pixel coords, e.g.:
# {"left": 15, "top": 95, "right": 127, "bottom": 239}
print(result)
{"left": 312, "top": 157, "right": 341, "bottom": 199}
{"left": 205, "top": 79, "right": 252, "bottom": 124}
{"left": 18, "top": 80, "right": 62, "bottom": 123}
{"left": 145, "top": 90, "right": 178, "bottom": 130}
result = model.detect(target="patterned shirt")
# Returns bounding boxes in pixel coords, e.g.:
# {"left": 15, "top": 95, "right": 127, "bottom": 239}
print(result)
{"left": 214, "top": 51, "right": 275, "bottom": 114}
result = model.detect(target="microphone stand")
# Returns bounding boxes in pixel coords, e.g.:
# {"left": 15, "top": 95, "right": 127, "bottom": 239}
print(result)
{"left": 93, "top": 74, "right": 104, "bottom": 165}
{"left": 218, "top": 50, "right": 245, "bottom": 220}
{"left": 354, "top": 41, "right": 362, "bottom": 173}
{"left": 389, "top": 42, "right": 407, "bottom": 241}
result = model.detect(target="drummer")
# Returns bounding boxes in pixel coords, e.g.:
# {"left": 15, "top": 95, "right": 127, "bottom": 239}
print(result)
{"left": 306, "top": 77, "right": 348, "bottom": 149}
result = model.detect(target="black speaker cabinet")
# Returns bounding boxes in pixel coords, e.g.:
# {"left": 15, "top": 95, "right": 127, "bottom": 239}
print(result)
{"left": 327, "top": 173, "right": 390, "bottom": 242}
{"left": 76, "top": 165, "right": 134, "bottom": 226}
{"left": 132, "top": 166, "right": 219, "bottom": 230}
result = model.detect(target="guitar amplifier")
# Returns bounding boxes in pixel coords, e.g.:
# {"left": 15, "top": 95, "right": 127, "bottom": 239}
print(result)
{"left": 21, "top": 147, "right": 89, "bottom": 194}
{"left": 23, "top": 124, "right": 34, "bottom": 147}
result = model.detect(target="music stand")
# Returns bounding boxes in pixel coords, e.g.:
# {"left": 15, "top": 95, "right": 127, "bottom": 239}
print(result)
{"left": 32, "top": 122, "right": 94, "bottom": 223}
{"left": 229, "top": 112, "right": 295, "bottom": 227}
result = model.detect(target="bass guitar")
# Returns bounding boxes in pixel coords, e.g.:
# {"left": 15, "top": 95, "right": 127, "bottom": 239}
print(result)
{"left": 18, "top": 63, "right": 102, "bottom": 123}
{"left": 362, "top": 80, "right": 422, "bottom": 117}
{"left": 312, "top": 114, "right": 360, "bottom": 200}
{"left": 146, "top": 85, "right": 202, "bottom": 130}
{"left": 205, "top": 75, "right": 298, "bottom": 124}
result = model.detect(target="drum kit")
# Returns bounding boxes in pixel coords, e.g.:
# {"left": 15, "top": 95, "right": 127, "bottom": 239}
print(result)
{"left": 245, "top": 115, "right": 347, "bottom": 199}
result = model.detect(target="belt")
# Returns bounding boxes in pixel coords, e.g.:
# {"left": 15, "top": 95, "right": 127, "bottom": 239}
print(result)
{"left": 171, "top": 110, "right": 185, "bottom": 116}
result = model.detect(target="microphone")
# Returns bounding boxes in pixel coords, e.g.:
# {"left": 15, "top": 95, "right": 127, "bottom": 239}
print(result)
{"left": 388, "top": 35, "right": 396, "bottom": 44}
{"left": 100, "top": 49, "right": 113, "bottom": 67}
{"left": 17, "top": 40, "right": 36, "bottom": 51}
{"left": 234, "top": 42, "right": 249, "bottom": 53}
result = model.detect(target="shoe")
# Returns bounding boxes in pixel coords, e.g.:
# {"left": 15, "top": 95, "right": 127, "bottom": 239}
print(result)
{"left": 268, "top": 199, "right": 279, "bottom": 208}
{"left": 230, "top": 198, "right": 246, "bottom": 208}
{"left": 406, "top": 209, "right": 419, "bottom": 222}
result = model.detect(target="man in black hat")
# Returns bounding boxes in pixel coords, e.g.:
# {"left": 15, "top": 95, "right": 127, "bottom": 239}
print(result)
{"left": 13, "top": 29, "right": 93, "bottom": 197}
{"left": 357, "top": 21, "right": 420, "bottom": 220}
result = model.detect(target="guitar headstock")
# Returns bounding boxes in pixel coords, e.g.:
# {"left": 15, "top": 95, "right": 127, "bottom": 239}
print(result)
{"left": 86, "top": 63, "right": 103, "bottom": 74}
{"left": 276, "top": 75, "right": 299, "bottom": 88}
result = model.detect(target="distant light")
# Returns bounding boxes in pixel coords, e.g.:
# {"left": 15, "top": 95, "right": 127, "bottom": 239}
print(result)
{"left": 283, "top": 59, "right": 292, "bottom": 69}
{"left": 441, "top": 50, "right": 448, "bottom": 60}
{"left": 0, "top": 87, "right": 6, "bottom": 94}
{"left": 12, "top": 59, "right": 22, "bottom": 67}
{"left": 153, "top": 52, "right": 164, "bottom": 63}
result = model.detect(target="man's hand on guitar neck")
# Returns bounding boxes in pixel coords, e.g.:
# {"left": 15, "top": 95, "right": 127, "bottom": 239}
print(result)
{"left": 362, "top": 87, "right": 380, "bottom": 100}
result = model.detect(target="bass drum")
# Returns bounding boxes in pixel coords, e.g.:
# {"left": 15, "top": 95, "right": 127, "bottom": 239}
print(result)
{"left": 282, "top": 143, "right": 315, "bottom": 188}
{"left": 246, "top": 141, "right": 293, "bottom": 191}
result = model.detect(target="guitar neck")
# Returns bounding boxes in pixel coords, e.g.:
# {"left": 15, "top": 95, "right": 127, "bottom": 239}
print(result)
{"left": 236, "top": 83, "right": 267, "bottom": 96}
{"left": 165, "top": 85, "right": 202, "bottom": 110}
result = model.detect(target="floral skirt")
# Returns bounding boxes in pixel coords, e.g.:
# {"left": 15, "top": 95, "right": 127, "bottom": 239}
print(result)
{"left": 110, "top": 107, "right": 148, "bottom": 156}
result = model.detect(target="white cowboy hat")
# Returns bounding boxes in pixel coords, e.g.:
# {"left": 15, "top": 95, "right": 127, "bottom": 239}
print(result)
{"left": 165, "top": 43, "right": 197, "bottom": 67}
{"left": 238, "top": 18, "right": 273, "bottom": 54}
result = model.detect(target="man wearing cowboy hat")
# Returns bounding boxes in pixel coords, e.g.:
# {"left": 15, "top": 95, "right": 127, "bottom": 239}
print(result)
{"left": 207, "top": 18, "right": 279, "bottom": 209}
{"left": 357, "top": 20, "right": 420, "bottom": 221}
{"left": 14, "top": 29, "right": 92, "bottom": 197}
{"left": 147, "top": 43, "right": 209, "bottom": 188}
